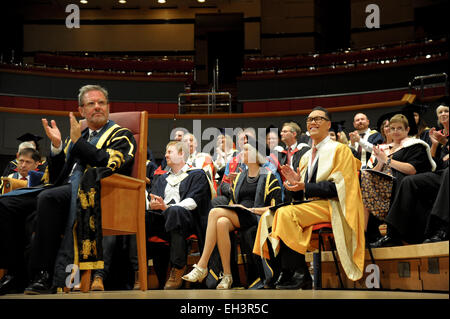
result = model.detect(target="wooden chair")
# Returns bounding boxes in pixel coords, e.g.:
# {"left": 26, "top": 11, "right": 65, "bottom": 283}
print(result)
{"left": 78, "top": 111, "right": 148, "bottom": 292}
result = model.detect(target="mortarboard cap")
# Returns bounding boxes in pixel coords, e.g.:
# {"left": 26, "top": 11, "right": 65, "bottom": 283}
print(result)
{"left": 330, "top": 120, "right": 346, "bottom": 134}
{"left": 402, "top": 102, "right": 427, "bottom": 115}
{"left": 17, "top": 133, "right": 43, "bottom": 143}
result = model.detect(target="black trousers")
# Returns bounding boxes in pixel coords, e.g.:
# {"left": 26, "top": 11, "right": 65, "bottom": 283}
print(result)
{"left": 278, "top": 241, "right": 307, "bottom": 272}
{"left": 0, "top": 192, "right": 37, "bottom": 273}
{"left": 385, "top": 171, "right": 442, "bottom": 243}
{"left": 93, "top": 235, "right": 138, "bottom": 280}
{"left": 426, "top": 167, "right": 449, "bottom": 235}
{"left": 146, "top": 207, "right": 193, "bottom": 269}
{"left": 29, "top": 184, "right": 72, "bottom": 274}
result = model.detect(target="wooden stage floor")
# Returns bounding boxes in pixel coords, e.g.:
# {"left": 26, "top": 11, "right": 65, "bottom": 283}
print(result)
{"left": 1, "top": 289, "right": 448, "bottom": 299}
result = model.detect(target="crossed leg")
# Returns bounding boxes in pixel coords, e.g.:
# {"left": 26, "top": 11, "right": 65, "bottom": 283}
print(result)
{"left": 197, "top": 207, "right": 240, "bottom": 275}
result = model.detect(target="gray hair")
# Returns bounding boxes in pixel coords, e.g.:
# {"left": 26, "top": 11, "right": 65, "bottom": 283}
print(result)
{"left": 78, "top": 84, "right": 109, "bottom": 106}
{"left": 18, "top": 141, "right": 36, "bottom": 152}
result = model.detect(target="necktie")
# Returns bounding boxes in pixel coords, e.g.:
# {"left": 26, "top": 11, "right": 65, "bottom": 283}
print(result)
{"left": 20, "top": 176, "right": 27, "bottom": 181}
{"left": 357, "top": 133, "right": 365, "bottom": 156}
{"left": 311, "top": 146, "right": 317, "bottom": 163}
{"left": 88, "top": 131, "right": 98, "bottom": 142}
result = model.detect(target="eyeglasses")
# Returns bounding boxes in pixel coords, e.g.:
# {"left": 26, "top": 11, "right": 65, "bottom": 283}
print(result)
{"left": 306, "top": 116, "right": 330, "bottom": 124}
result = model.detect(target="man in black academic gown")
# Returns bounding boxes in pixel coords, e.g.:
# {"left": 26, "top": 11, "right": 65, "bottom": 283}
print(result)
{"left": 0, "top": 84, "right": 136, "bottom": 295}
{"left": 349, "top": 112, "right": 384, "bottom": 169}
{"left": 277, "top": 122, "right": 310, "bottom": 203}
{"left": 146, "top": 141, "right": 212, "bottom": 290}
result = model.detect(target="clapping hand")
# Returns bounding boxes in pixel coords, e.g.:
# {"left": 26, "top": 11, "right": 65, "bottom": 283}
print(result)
{"left": 69, "top": 112, "right": 82, "bottom": 144}
{"left": 280, "top": 164, "right": 300, "bottom": 185}
{"left": 372, "top": 145, "right": 388, "bottom": 164}
{"left": 42, "top": 118, "right": 62, "bottom": 148}
{"left": 149, "top": 194, "right": 167, "bottom": 211}
{"left": 429, "top": 127, "right": 447, "bottom": 145}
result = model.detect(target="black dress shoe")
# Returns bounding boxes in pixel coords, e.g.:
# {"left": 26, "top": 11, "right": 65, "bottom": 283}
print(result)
{"left": 276, "top": 270, "right": 312, "bottom": 290}
{"left": 423, "top": 230, "right": 448, "bottom": 243}
{"left": 273, "top": 270, "right": 293, "bottom": 287}
{"left": 24, "top": 270, "right": 57, "bottom": 295}
{"left": 0, "top": 274, "right": 22, "bottom": 295}
{"left": 370, "top": 235, "right": 403, "bottom": 248}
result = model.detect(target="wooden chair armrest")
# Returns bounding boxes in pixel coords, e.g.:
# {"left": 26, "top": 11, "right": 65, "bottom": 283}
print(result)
{"left": 100, "top": 173, "right": 146, "bottom": 189}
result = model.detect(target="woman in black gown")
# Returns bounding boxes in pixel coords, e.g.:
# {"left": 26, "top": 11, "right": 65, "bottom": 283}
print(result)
{"left": 361, "top": 114, "right": 435, "bottom": 242}
{"left": 182, "top": 143, "right": 282, "bottom": 289}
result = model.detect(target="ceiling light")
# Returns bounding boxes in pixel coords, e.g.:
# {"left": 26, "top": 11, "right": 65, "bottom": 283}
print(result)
{"left": 80, "top": 0, "right": 88, "bottom": 4}
{"left": 119, "top": 0, "right": 127, "bottom": 3}
{"left": 158, "top": 0, "right": 167, "bottom": 3}
{"left": 198, "top": 0, "right": 206, "bottom": 2}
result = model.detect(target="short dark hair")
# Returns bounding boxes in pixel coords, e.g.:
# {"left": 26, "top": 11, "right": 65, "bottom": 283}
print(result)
{"left": 18, "top": 148, "right": 41, "bottom": 162}
{"left": 311, "top": 106, "right": 331, "bottom": 121}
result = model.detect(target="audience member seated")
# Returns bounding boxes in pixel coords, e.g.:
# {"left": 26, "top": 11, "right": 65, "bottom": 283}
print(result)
{"left": 213, "top": 128, "right": 256, "bottom": 206}
{"left": 183, "top": 133, "right": 217, "bottom": 198}
{"left": 213, "top": 133, "right": 237, "bottom": 183}
{"left": 145, "top": 141, "right": 212, "bottom": 290}
{"left": 402, "top": 103, "right": 431, "bottom": 146}
{"left": 2, "top": 135, "right": 47, "bottom": 178}
{"left": 264, "top": 127, "right": 285, "bottom": 201}
{"left": 0, "top": 84, "right": 136, "bottom": 296}
{"left": 361, "top": 113, "right": 436, "bottom": 246}
{"left": 152, "top": 127, "right": 188, "bottom": 186}
{"left": 253, "top": 107, "right": 365, "bottom": 290}
{"left": 365, "top": 114, "right": 395, "bottom": 169}
{"left": 182, "top": 143, "right": 282, "bottom": 289}
{"left": 277, "top": 122, "right": 310, "bottom": 203}
{"left": 371, "top": 102, "right": 449, "bottom": 247}
{"left": 349, "top": 113, "right": 384, "bottom": 169}
{"left": 1, "top": 148, "right": 42, "bottom": 192}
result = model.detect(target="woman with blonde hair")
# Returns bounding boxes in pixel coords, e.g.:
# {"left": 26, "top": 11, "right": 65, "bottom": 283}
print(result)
{"left": 182, "top": 142, "right": 282, "bottom": 289}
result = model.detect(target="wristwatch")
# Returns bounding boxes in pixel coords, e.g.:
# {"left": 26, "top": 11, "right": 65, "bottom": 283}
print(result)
{"left": 386, "top": 158, "right": 392, "bottom": 166}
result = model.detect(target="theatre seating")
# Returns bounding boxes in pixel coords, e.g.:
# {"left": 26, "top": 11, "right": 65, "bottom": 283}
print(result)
{"left": 78, "top": 111, "right": 148, "bottom": 292}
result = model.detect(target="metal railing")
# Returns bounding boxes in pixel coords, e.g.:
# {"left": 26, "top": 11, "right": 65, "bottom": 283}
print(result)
{"left": 409, "top": 72, "right": 448, "bottom": 99}
{"left": 177, "top": 92, "right": 232, "bottom": 114}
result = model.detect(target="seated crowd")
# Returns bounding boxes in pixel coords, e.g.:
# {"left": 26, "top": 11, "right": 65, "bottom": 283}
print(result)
{"left": 0, "top": 85, "right": 448, "bottom": 295}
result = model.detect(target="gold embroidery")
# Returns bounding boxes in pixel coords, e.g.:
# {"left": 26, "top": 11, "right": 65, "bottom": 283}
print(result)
{"left": 89, "top": 216, "right": 95, "bottom": 231}
{"left": 91, "top": 240, "right": 97, "bottom": 257}
{"left": 106, "top": 149, "right": 125, "bottom": 171}
{"left": 78, "top": 188, "right": 96, "bottom": 209}
{"left": 79, "top": 260, "right": 104, "bottom": 270}
{"left": 81, "top": 239, "right": 98, "bottom": 260}
{"left": 82, "top": 240, "right": 91, "bottom": 260}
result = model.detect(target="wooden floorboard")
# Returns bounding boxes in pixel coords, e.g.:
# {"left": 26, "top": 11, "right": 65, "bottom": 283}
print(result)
{"left": 0, "top": 289, "right": 448, "bottom": 300}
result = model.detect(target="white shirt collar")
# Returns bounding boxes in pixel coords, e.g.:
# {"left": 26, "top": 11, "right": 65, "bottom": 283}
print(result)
{"left": 167, "top": 164, "right": 190, "bottom": 176}
{"left": 314, "top": 135, "right": 331, "bottom": 150}
{"left": 287, "top": 142, "right": 298, "bottom": 152}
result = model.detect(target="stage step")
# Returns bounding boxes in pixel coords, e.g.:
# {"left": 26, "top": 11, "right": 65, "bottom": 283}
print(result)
{"left": 305, "top": 241, "right": 449, "bottom": 292}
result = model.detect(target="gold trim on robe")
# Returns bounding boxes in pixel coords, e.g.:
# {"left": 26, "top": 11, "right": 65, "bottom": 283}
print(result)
{"left": 253, "top": 141, "right": 365, "bottom": 281}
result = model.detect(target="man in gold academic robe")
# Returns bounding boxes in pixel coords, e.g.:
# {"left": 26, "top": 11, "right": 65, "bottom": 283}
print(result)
{"left": 253, "top": 106, "right": 365, "bottom": 289}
